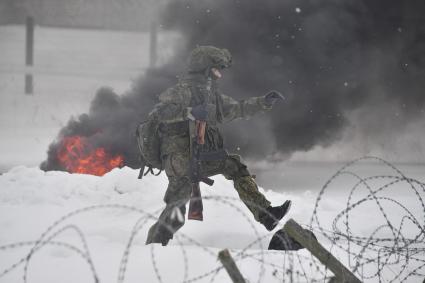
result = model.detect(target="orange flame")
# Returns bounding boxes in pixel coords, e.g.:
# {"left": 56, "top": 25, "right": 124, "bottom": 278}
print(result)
{"left": 57, "top": 136, "right": 123, "bottom": 176}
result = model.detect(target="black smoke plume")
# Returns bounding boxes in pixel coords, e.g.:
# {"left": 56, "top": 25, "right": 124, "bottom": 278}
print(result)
{"left": 41, "top": 0, "right": 425, "bottom": 171}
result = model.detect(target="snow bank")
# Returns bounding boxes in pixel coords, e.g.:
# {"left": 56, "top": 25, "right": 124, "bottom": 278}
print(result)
{"left": 0, "top": 166, "right": 302, "bottom": 247}
{"left": 0, "top": 166, "right": 312, "bottom": 283}
{"left": 0, "top": 164, "right": 423, "bottom": 282}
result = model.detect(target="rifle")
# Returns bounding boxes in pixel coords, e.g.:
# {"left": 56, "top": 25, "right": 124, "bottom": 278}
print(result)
{"left": 188, "top": 120, "right": 229, "bottom": 220}
{"left": 188, "top": 120, "right": 213, "bottom": 221}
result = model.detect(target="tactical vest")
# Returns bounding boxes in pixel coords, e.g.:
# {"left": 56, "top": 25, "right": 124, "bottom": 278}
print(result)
{"left": 136, "top": 77, "right": 225, "bottom": 178}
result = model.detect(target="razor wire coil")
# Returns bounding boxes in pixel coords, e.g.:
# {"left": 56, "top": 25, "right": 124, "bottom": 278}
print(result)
{"left": 0, "top": 157, "right": 424, "bottom": 282}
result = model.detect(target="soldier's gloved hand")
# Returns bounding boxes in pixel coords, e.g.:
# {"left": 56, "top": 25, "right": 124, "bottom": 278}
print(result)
{"left": 264, "top": 90, "right": 285, "bottom": 106}
{"left": 191, "top": 104, "right": 208, "bottom": 121}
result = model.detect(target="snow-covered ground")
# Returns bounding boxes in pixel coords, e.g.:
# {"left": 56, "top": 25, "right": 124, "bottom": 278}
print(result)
{"left": 0, "top": 160, "right": 424, "bottom": 282}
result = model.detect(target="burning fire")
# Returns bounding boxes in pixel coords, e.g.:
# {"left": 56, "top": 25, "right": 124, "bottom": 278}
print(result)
{"left": 57, "top": 136, "right": 124, "bottom": 176}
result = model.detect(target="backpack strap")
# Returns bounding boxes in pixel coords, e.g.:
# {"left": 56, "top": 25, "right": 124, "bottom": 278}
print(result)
{"left": 141, "top": 165, "right": 163, "bottom": 177}
{"left": 138, "top": 164, "right": 146, "bottom": 179}
{"left": 144, "top": 166, "right": 154, "bottom": 176}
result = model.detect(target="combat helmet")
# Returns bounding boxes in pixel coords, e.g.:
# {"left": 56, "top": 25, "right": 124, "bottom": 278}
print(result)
{"left": 187, "top": 46, "right": 232, "bottom": 73}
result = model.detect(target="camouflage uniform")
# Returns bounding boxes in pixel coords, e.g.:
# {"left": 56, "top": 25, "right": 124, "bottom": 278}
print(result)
{"left": 146, "top": 46, "right": 276, "bottom": 245}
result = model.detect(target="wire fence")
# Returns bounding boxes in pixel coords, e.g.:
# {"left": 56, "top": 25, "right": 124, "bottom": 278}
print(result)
{"left": 0, "top": 156, "right": 424, "bottom": 282}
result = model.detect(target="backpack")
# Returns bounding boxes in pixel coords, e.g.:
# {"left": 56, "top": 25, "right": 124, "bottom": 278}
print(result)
{"left": 136, "top": 112, "right": 162, "bottom": 179}
{"left": 136, "top": 85, "right": 192, "bottom": 179}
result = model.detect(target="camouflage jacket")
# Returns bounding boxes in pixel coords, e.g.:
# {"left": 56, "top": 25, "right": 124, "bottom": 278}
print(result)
{"left": 153, "top": 73, "right": 272, "bottom": 156}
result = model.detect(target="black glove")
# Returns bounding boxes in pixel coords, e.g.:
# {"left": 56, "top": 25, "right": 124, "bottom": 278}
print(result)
{"left": 191, "top": 104, "right": 208, "bottom": 121}
{"left": 264, "top": 90, "right": 285, "bottom": 106}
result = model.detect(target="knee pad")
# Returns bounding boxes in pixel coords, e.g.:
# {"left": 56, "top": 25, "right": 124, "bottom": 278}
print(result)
{"left": 164, "top": 177, "right": 192, "bottom": 204}
{"left": 223, "top": 155, "right": 251, "bottom": 180}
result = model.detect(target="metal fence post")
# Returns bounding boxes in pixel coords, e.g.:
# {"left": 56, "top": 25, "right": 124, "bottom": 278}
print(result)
{"left": 149, "top": 21, "right": 157, "bottom": 68}
{"left": 25, "top": 16, "right": 34, "bottom": 95}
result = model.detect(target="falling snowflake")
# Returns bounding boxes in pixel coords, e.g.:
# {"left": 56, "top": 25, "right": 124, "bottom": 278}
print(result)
{"left": 295, "top": 7, "right": 301, "bottom": 13}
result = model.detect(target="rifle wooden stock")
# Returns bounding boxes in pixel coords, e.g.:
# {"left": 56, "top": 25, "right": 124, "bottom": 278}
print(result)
{"left": 188, "top": 183, "right": 203, "bottom": 221}
{"left": 188, "top": 120, "right": 208, "bottom": 221}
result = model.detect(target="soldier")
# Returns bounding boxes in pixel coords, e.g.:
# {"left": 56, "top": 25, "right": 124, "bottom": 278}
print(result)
{"left": 145, "top": 46, "right": 291, "bottom": 246}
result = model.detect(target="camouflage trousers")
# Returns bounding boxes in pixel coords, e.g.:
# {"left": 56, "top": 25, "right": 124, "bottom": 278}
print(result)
{"left": 145, "top": 153, "right": 271, "bottom": 245}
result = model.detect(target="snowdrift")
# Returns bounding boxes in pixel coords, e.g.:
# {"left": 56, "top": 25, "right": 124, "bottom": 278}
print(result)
{"left": 0, "top": 160, "right": 424, "bottom": 282}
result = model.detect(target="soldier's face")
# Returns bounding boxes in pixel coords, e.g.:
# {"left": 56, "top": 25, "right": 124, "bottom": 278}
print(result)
{"left": 211, "top": 67, "right": 222, "bottom": 80}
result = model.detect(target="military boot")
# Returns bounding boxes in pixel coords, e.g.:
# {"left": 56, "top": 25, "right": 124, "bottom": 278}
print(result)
{"left": 145, "top": 223, "right": 172, "bottom": 246}
{"left": 259, "top": 200, "right": 292, "bottom": 231}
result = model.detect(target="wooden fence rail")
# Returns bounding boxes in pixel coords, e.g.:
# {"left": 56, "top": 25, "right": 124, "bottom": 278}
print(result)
{"left": 218, "top": 219, "right": 363, "bottom": 283}
{"left": 284, "top": 219, "right": 362, "bottom": 283}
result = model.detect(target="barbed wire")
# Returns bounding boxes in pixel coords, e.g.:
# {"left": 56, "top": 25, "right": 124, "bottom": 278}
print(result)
{"left": 308, "top": 156, "right": 425, "bottom": 282}
{"left": 0, "top": 157, "right": 424, "bottom": 282}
